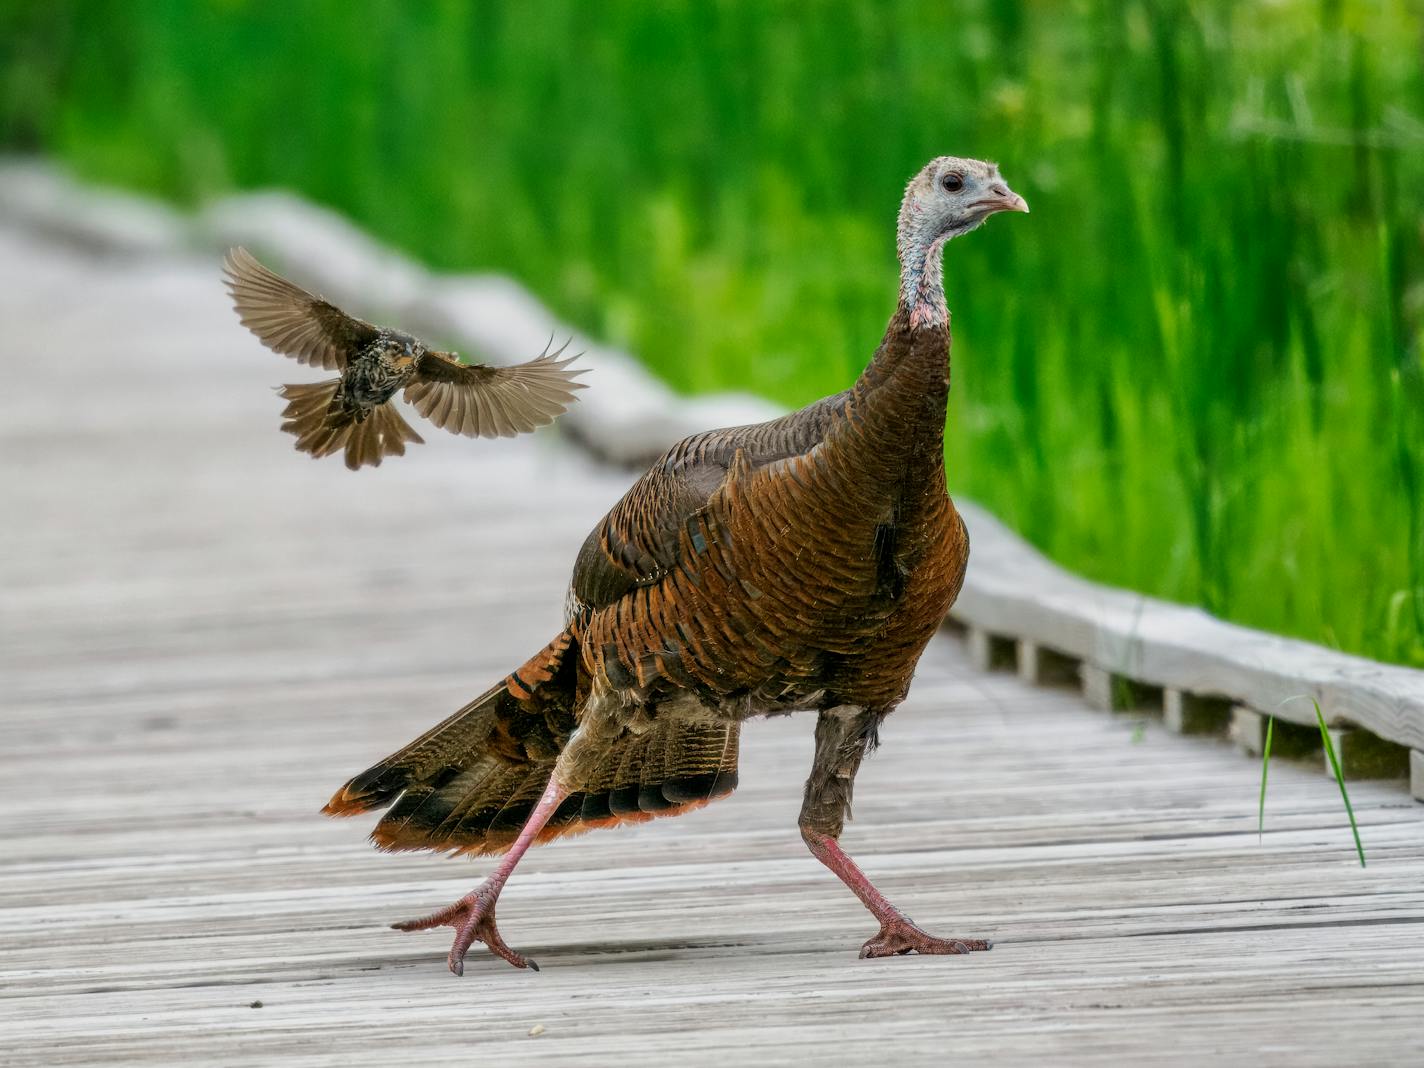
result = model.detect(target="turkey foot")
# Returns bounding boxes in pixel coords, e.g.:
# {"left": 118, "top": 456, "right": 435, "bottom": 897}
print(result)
{"left": 803, "top": 828, "right": 993, "bottom": 961}
{"left": 392, "top": 775, "right": 569, "bottom": 975}
{"left": 859, "top": 915, "right": 992, "bottom": 958}
{"left": 393, "top": 884, "right": 536, "bottom": 974}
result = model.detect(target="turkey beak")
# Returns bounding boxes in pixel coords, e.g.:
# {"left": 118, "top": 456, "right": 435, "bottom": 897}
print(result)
{"left": 977, "top": 185, "right": 1029, "bottom": 216}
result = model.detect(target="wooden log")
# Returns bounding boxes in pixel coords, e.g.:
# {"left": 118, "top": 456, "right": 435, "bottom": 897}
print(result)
{"left": 966, "top": 626, "right": 1016, "bottom": 673}
{"left": 1163, "top": 689, "right": 1233, "bottom": 736}
{"left": 1413, "top": 750, "right": 1424, "bottom": 802}
{"left": 1229, "top": 706, "right": 1321, "bottom": 759}
{"left": 951, "top": 499, "right": 1424, "bottom": 755}
{"left": 1081, "top": 663, "right": 1162, "bottom": 713}
{"left": 1016, "top": 639, "right": 1081, "bottom": 687}
{"left": 1323, "top": 728, "right": 1411, "bottom": 780}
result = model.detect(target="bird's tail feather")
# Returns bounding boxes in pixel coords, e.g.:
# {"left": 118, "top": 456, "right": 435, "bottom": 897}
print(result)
{"left": 362, "top": 717, "right": 741, "bottom": 857}
{"left": 278, "top": 380, "right": 423, "bottom": 470}
{"left": 324, "top": 633, "right": 740, "bottom": 857}
{"left": 322, "top": 679, "right": 514, "bottom": 820}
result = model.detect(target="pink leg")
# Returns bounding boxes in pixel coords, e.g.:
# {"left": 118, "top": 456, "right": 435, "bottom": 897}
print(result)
{"left": 804, "top": 829, "right": 992, "bottom": 958}
{"left": 394, "top": 776, "right": 569, "bottom": 975}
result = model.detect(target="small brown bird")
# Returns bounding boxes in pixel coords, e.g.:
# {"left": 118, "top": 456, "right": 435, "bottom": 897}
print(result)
{"left": 325, "top": 156, "right": 1028, "bottom": 974}
{"left": 223, "top": 247, "right": 586, "bottom": 469}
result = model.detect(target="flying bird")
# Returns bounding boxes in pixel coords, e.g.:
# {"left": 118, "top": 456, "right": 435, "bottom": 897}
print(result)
{"left": 325, "top": 156, "right": 1028, "bottom": 973}
{"left": 223, "top": 247, "right": 586, "bottom": 470}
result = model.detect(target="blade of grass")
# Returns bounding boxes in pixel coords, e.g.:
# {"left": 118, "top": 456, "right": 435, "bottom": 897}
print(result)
{"left": 1315, "top": 699, "right": 1367, "bottom": 868}
{"left": 1257, "top": 714, "right": 1274, "bottom": 844}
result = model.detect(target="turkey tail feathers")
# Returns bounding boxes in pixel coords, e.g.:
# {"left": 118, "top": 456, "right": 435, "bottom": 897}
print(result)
{"left": 322, "top": 680, "right": 509, "bottom": 819}
{"left": 381, "top": 719, "right": 741, "bottom": 858}
{"left": 325, "top": 632, "right": 741, "bottom": 857}
{"left": 278, "top": 381, "right": 423, "bottom": 471}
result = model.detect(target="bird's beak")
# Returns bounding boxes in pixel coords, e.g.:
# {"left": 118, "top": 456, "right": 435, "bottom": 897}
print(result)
{"left": 973, "top": 187, "right": 1030, "bottom": 216}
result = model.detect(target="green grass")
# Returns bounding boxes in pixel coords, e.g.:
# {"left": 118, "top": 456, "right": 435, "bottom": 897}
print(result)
{"left": 1315, "top": 701, "right": 1367, "bottom": 868}
{"left": 1257, "top": 715, "right": 1274, "bottom": 844}
{"left": 4, "top": 0, "right": 1422, "bottom": 666}
{"left": 1259, "top": 702, "right": 1367, "bottom": 867}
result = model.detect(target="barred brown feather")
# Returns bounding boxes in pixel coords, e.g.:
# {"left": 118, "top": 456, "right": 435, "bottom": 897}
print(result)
{"left": 223, "top": 247, "right": 378, "bottom": 370}
{"left": 405, "top": 345, "right": 587, "bottom": 440}
{"left": 276, "top": 379, "right": 423, "bottom": 471}
{"left": 224, "top": 248, "right": 586, "bottom": 466}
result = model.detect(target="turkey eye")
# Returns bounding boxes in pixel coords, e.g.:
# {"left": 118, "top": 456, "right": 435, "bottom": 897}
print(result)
{"left": 941, "top": 173, "right": 964, "bottom": 192}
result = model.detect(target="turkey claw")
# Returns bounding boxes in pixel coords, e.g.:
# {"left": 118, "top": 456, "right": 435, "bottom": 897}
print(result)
{"left": 859, "top": 917, "right": 992, "bottom": 958}
{"left": 392, "top": 890, "right": 536, "bottom": 975}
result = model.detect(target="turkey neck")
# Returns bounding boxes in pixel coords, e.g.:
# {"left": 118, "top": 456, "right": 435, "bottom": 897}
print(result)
{"left": 831, "top": 239, "right": 954, "bottom": 514}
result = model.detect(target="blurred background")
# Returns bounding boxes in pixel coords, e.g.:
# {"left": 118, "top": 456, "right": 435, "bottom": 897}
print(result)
{"left": 3, "top": 0, "right": 1421, "bottom": 667}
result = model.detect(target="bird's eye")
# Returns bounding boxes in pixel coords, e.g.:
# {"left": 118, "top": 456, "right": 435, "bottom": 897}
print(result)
{"left": 941, "top": 173, "right": 964, "bottom": 192}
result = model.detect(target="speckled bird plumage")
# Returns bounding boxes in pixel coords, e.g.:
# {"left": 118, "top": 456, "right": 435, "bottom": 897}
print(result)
{"left": 324, "top": 156, "right": 1028, "bottom": 973}
{"left": 223, "top": 247, "right": 587, "bottom": 469}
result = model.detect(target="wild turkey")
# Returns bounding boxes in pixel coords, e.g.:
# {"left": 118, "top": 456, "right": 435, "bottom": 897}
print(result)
{"left": 223, "top": 247, "right": 586, "bottom": 470}
{"left": 325, "top": 156, "right": 1028, "bottom": 973}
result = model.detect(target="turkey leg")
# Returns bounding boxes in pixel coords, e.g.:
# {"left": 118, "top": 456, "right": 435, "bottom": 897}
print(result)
{"left": 800, "top": 707, "right": 991, "bottom": 957}
{"left": 803, "top": 829, "right": 991, "bottom": 956}
{"left": 393, "top": 774, "right": 569, "bottom": 975}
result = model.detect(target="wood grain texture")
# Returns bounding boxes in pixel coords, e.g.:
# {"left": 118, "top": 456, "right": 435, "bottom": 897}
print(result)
{"left": 4, "top": 226, "right": 1424, "bottom": 1067}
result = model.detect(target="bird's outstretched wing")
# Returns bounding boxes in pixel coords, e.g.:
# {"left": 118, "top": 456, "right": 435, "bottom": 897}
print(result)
{"left": 405, "top": 342, "right": 587, "bottom": 439}
{"left": 222, "top": 247, "right": 380, "bottom": 371}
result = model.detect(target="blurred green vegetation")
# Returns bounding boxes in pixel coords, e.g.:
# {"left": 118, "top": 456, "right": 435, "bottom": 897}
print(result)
{"left": 4, "top": 0, "right": 1423, "bottom": 666}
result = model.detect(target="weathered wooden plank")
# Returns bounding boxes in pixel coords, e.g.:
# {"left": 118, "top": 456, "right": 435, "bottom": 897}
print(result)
{"left": 953, "top": 502, "right": 1424, "bottom": 753}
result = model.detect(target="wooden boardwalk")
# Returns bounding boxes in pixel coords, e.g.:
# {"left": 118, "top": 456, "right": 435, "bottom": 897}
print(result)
{"left": 3, "top": 225, "right": 1423, "bottom": 1067}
